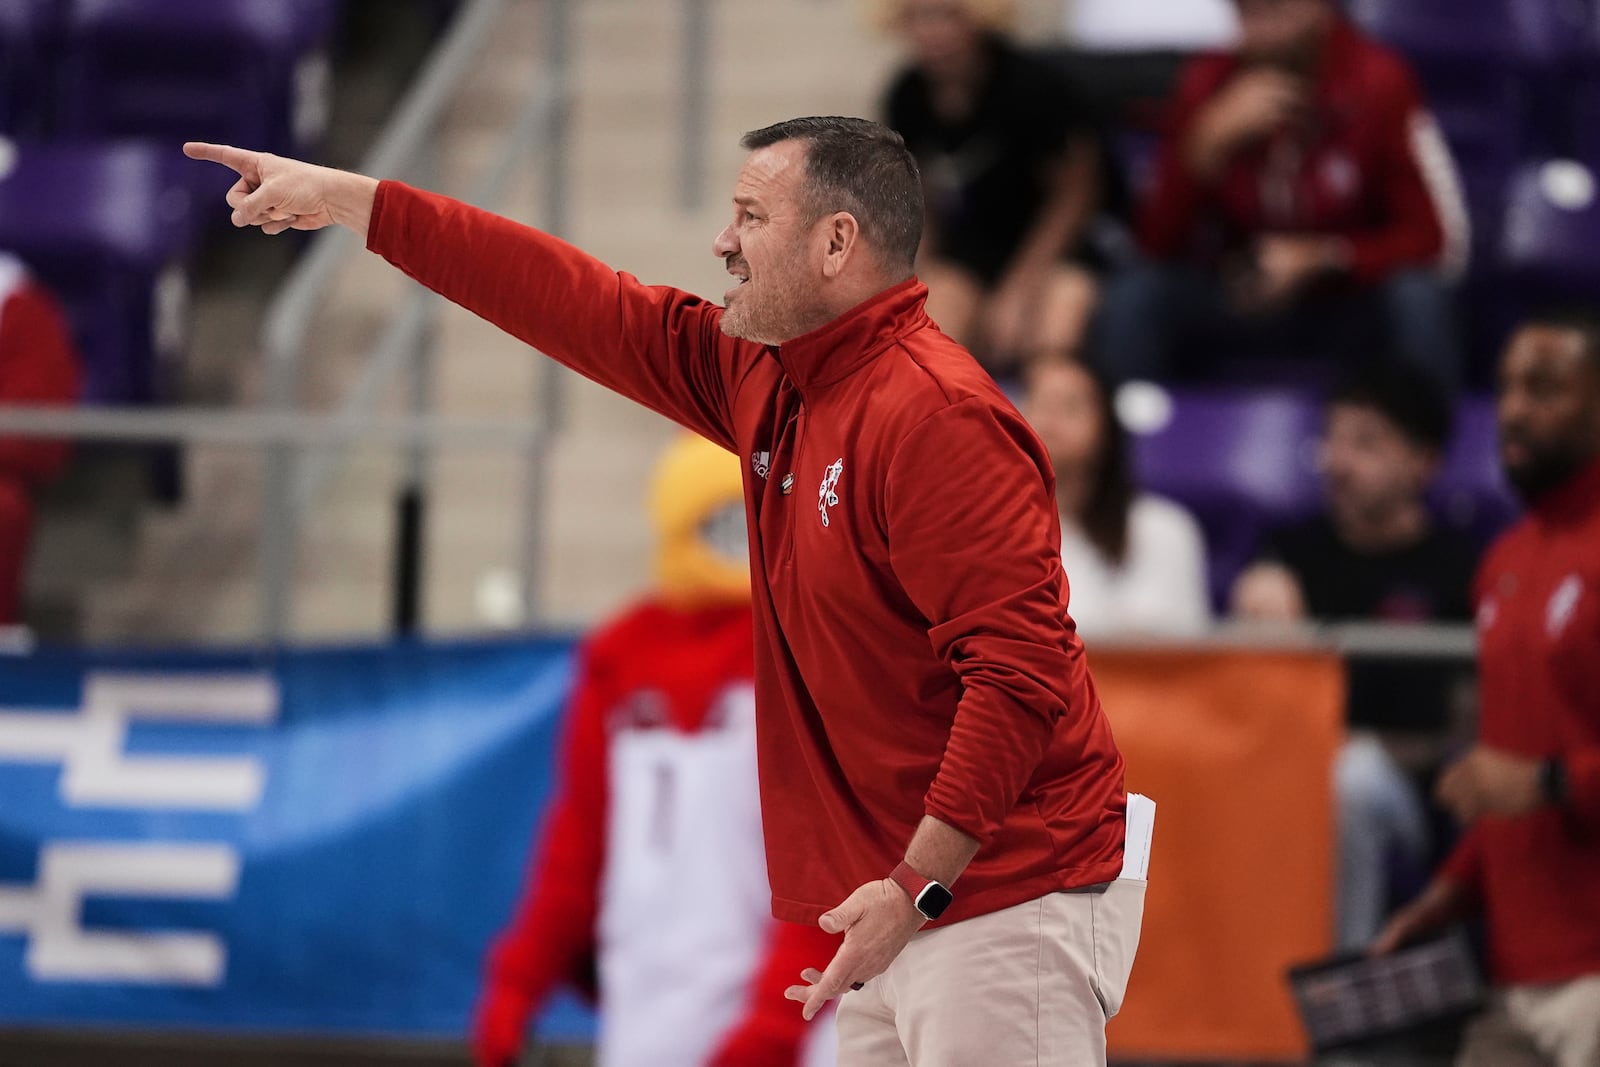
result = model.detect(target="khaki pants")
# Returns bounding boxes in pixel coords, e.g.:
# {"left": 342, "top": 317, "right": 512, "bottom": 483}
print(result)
{"left": 1457, "top": 975, "right": 1600, "bottom": 1067}
{"left": 835, "top": 879, "right": 1146, "bottom": 1067}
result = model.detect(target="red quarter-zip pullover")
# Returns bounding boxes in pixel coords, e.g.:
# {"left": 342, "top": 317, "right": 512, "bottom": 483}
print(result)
{"left": 1440, "top": 457, "right": 1600, "bottom": 984}
{"left": 367, "top": 183, "right": 1127, "bottom": 926}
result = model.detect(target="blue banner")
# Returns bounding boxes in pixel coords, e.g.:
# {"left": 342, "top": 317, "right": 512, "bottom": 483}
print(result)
{"left": 0, "top": 636, "right": 598, "bottom": 1040}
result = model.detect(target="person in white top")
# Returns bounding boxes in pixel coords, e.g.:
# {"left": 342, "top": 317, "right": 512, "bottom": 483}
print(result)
{"left": 1020, "top": 354, "right": 1212, "bottom": 637}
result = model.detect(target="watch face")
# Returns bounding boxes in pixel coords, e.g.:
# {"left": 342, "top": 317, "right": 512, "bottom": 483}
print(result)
{"left": 917, "top": 882, "right": 954, "bottom": 920}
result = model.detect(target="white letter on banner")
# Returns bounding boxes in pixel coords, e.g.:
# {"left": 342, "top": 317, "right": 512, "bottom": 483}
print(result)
{"left": 0, "top": 672, "right": 277, "bottom": 809}
{"left": 0, "top": 843, "right": 240, "bottom": 985}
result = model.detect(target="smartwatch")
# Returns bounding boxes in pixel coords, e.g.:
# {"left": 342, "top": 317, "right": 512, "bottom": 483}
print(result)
{"left": 890, "top": 860, "right": 953, "bottom": 921}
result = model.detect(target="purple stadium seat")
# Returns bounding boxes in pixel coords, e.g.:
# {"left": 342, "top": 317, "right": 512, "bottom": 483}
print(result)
{"left": 1501, "top": 158, "right": 1600, "bottom": 291}
{"left": 1432, "top": 396, "right": 1520, "bottom": 543}
{"left": 1345, "top": 0, "right": 1586, "bottom": 65}
{"left": 1475, "top": 158, "right": 1600, "bottom": 374}
{"left": 1509, "top": 0, "right": 1595, "bottom": 65}
{"left": 1344, "top": 0, "right": 1526, "bottom": 257}
{"left": 0, "top": 0, "right": 60, "bottom": 136}
{"left": 1347, "top": 0, "right": 1589, "bottom": 156}
{"left": 1126, "top": 387, "right": 1324, "bottom": 609}
{"left": 1574, "top": 11, "right": 1600, "bottom": 161}
{"left": 0, "top": 142, "right": 197, "bottom": 404}
{"left": 56, "top": 0, "right": 340, "bottom": 159}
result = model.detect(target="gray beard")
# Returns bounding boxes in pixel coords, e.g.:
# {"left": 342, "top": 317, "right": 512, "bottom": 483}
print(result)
{"left": 720, "top": 286, "right": 828, "bottom": 347}
{"left": 718, "top": 302, "right": 779, "bottom": 345}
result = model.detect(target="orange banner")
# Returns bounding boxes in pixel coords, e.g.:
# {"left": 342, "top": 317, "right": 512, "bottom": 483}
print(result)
{"left": 1097, "top": 648, "right": 1345, "bottom": 1062}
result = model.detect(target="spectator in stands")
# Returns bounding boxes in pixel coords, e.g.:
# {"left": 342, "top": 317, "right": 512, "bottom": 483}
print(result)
{"left": 1021, "top": 354, "right": 1210, "bottom": 637}
{"left": 882, "top": 0, "right": 1121, "bottom": 376}
{"left": 0, "top": 255, "right": 81, "bottom": 627}
{"left": 1093, "top": 0, "right": 1469, "bottom": 392}
{"left": 1375, "top": 310, "right": 1600, "bottom": 1067}
{"left": 473, "top": 435, "right": 837, "bottom": 1067}
{"left": 1233, "top": 363, "right": 1479, "bottom": 948}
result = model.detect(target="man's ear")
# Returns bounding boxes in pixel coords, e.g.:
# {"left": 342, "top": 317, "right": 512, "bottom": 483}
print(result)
{"left": 821, "top": 212, "right": 861, "bottom": 279}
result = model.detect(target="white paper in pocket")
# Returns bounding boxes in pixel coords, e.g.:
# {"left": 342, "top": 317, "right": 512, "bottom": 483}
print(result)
{"left": 1120, "top": 793, "right": 1156, "bottom": 881}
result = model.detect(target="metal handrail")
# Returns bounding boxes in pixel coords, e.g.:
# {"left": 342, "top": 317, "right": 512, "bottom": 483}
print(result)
{"left": 679, "top": 0, "right": 710, "bottom": 212}
{"left": 0, "top": 405, "right": 541, "bottom": 448}
{"left": 290, "top": 61, "right": 566, "bottom": 513}
{"left": 258, "top": 0, "right": 513, "bottom": 379}
{"left": 253, "top": 0, "right": 543, "bottom": 641}
{"left": 1092, "top": 622, "right": 1478, "bottom": 660}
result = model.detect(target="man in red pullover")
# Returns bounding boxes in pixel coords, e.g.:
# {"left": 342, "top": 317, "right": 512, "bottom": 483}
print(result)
{"left": 1094, "top": 0, "right": 1469, "bottom": 391}
{"left": 186, "top": 114, "right": 1147, "bottom": 1065}
{"left": 1374, "top": 309, "right": 1600, "bottom": 1067}
{"left": 0, "top": 254, "right": 81, "bottom": 627}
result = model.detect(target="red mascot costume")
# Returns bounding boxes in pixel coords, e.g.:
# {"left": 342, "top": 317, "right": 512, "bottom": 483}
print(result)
{"left": 473, "top": 434, "right": 839, "bottom": 1067}
{"left": 0, "top": 254, "right": 80, "bottom": 626}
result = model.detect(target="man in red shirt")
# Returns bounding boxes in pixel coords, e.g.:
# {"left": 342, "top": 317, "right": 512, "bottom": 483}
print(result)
{"left": 186, "top": 115, "right": 1147, "bottom": 1066}
{"left": 1375, "top": 310, "right": 1600, "bottom": 1067}
{"left": 1094, "top": 0, "right": 1468, "bottom": 391}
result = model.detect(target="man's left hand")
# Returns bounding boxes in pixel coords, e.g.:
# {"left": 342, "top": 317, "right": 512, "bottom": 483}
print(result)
{"left": 783, "top": 880, "right": 926, "bottom": 1021}
{"left": 1437, "top": 746, "right": 1544, "bottom": 822}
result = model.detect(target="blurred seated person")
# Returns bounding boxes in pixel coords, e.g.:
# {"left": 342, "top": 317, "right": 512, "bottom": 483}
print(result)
{"left": 1022, "top": 354, "right": 1211, "bottom": 637}
{"left": 882, "top": 0, "right": 1125, "bottom": 377}
{"left": 1233, "top": 363, "right": 1480, "bottom": 948}
{"left": 473, "top": 435, "right": 837, "bottom": 1067}
{"left": 0, "top": 255, "right": 81, "bottom": 627}
{"left": 1093, "top": 0, "right": 1469, "bottom": 392}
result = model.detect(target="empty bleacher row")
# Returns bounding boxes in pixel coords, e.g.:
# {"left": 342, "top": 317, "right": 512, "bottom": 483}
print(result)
{"left": 0, "top": 0, "right": 343, "bottom": 408}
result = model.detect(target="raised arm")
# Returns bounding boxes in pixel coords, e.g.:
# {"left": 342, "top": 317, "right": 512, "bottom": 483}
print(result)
{"left": 184, "top": 143, "right": 761, "bottom": 449}
{"left": 184, "top": 142, "right": 377, "bottom": 237}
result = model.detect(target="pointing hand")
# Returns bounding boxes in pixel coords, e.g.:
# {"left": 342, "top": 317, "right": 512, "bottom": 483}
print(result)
{"left": 183, "top": 142, "right": 377, "bottom": 237}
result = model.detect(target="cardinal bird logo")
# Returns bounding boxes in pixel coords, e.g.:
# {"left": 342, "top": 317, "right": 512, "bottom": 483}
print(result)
{"left": 818, "top": 459, "right": 844, "bottom": 528}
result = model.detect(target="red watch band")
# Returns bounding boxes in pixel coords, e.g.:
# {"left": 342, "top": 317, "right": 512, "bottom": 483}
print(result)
{"left": 890, "top": 860, "right": 932, "bottom": 903}
{"left": 889, "top": 860, "right": 954, "bottom": 919}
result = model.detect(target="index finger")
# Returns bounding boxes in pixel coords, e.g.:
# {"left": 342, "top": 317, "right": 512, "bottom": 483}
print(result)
{"left": 183, "top": 142, "right": 260, "bottom": 181}
{"left": 803, "top": 947, "right": 855, "bottom": 1021}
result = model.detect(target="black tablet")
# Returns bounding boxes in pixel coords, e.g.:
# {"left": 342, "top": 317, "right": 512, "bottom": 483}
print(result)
{"left": 1287, "top": 932, "right": 1485, "bottom": 1052}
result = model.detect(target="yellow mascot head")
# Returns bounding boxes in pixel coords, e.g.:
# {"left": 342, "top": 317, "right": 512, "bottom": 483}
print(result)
{"left": 650, "top": 434, "right": 749, "bottom": 607}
